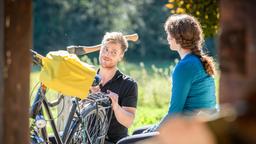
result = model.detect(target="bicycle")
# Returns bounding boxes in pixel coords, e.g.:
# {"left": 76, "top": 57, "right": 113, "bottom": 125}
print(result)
{"left": 30, "top": 50, "right": 113, "bottom": 144}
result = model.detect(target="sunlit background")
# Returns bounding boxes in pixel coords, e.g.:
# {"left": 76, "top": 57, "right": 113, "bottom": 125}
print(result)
{"left": 30, "top": 0, "right": 219, "bottom": 133}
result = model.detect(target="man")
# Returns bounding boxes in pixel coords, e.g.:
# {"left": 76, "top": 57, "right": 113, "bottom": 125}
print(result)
{"left": 91, "top": 32, "right": 138, "bottom": 143}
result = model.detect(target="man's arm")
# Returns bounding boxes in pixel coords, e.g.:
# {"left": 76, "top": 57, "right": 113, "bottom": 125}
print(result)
{"left": 107, "top": 90, "right": 136, "bottom": 128}
{"left": 113, "top": 105, "right": 136, "bottom": 128}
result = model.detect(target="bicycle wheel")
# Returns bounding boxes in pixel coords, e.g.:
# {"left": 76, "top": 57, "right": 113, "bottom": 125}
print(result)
{"left": 71, "top": 103, "right": 110, "bottom": 144}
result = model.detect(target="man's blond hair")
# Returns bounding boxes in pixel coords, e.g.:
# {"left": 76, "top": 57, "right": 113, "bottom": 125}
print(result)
{"left": 102, "top": 32, "right": 128, "bottom": 52}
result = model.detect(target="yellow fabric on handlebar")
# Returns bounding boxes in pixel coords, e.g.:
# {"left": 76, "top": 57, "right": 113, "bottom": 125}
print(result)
{"left": 40, "top": 50, "right": 96, "bottom": 99}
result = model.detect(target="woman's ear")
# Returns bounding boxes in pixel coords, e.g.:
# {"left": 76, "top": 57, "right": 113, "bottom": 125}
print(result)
{"left": 172, "top": 38, "right": 182, "bottom": 50}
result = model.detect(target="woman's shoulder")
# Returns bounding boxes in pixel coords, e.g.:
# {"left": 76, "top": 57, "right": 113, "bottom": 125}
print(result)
{"left": 181, "top": 54, "right": 204, "bottom": 69}
{"left": 176, "top": 55, "right": 198, "bottom": 69}
{"left": 182, "top": 53, "right": 201, "bottom": 63}
{"left": 173, "top": 54, "right": 203, "bottom": 77}
{"left": 173, "top": 60, "right": 194, "bottom": 78}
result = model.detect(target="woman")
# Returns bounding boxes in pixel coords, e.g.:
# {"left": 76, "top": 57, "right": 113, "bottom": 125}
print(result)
{"left": 117, "top": 14, "right": 217, "bottom": 144}
{"left": 163, "top": 14, "right": 217, "bottom": 117}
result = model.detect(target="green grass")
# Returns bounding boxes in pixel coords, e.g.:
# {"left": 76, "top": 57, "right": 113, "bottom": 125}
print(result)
{"left": 30, "top": 59, "right": 219, "bottom": 134}
{"left": 130, "top": 105, "right": 168, "bottom": 133}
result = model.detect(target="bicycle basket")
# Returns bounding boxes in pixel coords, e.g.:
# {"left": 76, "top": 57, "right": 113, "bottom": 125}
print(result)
{"left": 39, "top": 50, "right": 96, "bottom": 99}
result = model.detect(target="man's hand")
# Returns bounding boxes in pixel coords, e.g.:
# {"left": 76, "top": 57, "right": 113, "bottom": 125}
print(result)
{"left": 106, "top": 90, "right": 119, "bottom": 110}
{"left": 105, "top": 90, "right": 136, "bottom": 128}
{"left": 90, "top": 86, "right": 101, "bottom": 94}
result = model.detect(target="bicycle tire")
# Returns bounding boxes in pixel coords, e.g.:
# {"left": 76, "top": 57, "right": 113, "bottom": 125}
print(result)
{"left": 71, "top": 103, "right": 110, "bottom": 144}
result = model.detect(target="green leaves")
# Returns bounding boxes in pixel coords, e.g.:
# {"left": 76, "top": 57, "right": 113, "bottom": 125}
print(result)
{"left": 33, "top": 0, "right": 216, "bottom": 60}
{"left": 165, "top": 0, "right": 219, "bottom": 37}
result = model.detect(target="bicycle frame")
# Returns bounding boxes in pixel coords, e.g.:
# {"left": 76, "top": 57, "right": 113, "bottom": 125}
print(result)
{"left": 30, "top": 84, "right": 84, "bottom": 144}
{"left": 30, "top": 84, "right": 113, "bottom": 144}
{"left": 30, "top": 50, "right": 112, "bottom": 144}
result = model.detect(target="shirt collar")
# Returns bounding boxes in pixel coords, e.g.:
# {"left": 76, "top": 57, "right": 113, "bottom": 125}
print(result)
{"left": 97, "top": 69, "right": 123, "bottom": 83}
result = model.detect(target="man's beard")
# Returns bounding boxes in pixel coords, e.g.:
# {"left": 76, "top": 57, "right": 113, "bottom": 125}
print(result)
{"left": 99, "top": 60, "right": 116, "bottom": 69}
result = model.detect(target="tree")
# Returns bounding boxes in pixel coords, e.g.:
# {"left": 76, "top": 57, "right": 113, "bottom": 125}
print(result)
{"left": 33, "top": 0, "right": 140, "bottom": 55}
{"left": 33, "top": 0, "right": 177, "bottom": 60}
{"left": 165, "top": 0, "right": 219, "bottom": 37}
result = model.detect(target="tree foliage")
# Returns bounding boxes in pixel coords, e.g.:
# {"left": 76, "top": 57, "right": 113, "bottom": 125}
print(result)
{"left": 33, "top": 0, "right": 216, "bottom": 60}
{"left": 165, "top": 0, "right": 219, "bottom": 37}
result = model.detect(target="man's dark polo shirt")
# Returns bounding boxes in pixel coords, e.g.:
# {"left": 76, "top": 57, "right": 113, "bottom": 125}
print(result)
{"left": 99, "top": 69, "right": 138, "bottom": 143}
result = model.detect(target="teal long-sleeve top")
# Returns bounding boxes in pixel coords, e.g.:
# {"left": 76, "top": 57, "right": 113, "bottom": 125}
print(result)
{"left": 147, "top": 53, "right": 217, "bottom": 132}
{"left": 168, "top": 53, "right": 216, "bottom": 116}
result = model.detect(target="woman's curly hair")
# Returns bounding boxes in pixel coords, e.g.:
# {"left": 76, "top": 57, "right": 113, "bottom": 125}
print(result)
{"left": 165, "top": 14, "right": 216, "bottom": 75}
